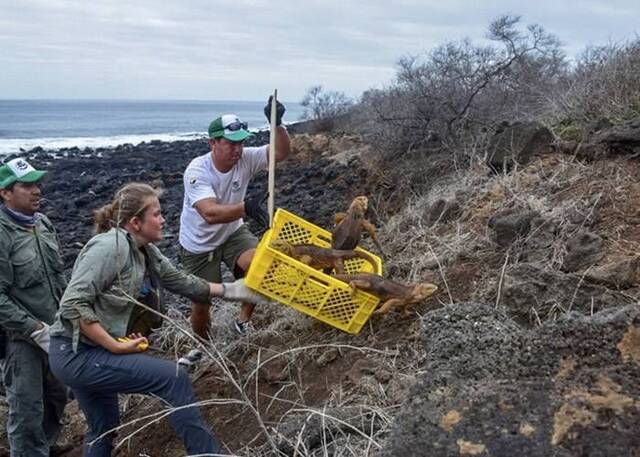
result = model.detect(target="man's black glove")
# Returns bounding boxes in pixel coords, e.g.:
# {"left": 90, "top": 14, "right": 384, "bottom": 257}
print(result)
{"left": 244, "top": 193, "right": 269, "bottom": 228}
{"left": 263, "top": 96, "right": 286, "bottom": 126}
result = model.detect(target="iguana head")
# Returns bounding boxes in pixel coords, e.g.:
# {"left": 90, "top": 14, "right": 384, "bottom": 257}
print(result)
{"left": 350, "top": 196, "right": 368, "bottom": 216}
{"left": 411, "top": 283, "right": 438, "bottom": 302}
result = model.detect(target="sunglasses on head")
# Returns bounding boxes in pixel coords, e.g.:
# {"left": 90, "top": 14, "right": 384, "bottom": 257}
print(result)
{"left": 224, "top": 120, "right": 248, "bottom": 132}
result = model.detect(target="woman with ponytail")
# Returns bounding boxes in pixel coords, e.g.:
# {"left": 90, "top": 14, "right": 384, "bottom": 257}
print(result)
{"left": 48, "top": 183, "right": 266, "bottom": 456}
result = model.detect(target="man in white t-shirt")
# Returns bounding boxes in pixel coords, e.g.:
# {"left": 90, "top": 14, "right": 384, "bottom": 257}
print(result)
{"left": 179, "top": 98, "right": 290, "bottom": 337}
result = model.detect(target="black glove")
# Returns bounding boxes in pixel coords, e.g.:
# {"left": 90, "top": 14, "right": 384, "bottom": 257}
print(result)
{"left": 263, "top": 96, "right": 286, "bottom": 126}
{"left": 244, "top": 193, "right": 269, "bottom": 228}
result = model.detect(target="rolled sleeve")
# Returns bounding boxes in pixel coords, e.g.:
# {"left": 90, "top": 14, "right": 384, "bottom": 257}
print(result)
{"left": 149, "top": 246, "right": 211, "bottom": 303}
{"left": 58, "top": 237, "right": 123, "bottom": 326}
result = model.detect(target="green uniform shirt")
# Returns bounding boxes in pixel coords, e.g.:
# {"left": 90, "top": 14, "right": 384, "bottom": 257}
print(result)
{"left": 0, "top": 209, "right": 67, "bottom": 340}
{"left": 50, "top": 227, "right": 210, "bottom": 348}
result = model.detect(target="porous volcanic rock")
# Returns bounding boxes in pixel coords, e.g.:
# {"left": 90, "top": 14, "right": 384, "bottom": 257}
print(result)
{"left": 501, "top": 263, "right": 633, "bottom": 326}
{"left": 487, "top": 122, "right": 554, "bottom": 172}
{"left": 274, "top": 406, "right": 385, "bottom": 456}
{"left": 487, "top": 209, "right": 539, "bottom": 247}
{"left": 381, "top": 302, "right": 640, "bottom": 457}
{"left": 423, "top": 198, "right": 462, "bottom": 226}
{"left": 584, "top": 256, "right": 640, "bottom": 289}
{"left": 557, "top": 117, "right": 640, "bottom": 159}
{"left": 562, "top": 230, "right": 605, "bottom": 273}
{"left": 594, "top": 117, "right": 640, "bottom": 155}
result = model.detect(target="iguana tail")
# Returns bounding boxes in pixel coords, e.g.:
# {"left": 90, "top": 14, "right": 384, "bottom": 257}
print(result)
{"left": 351, "top": 250, "right": 378, "bottom": 272}
{"left": 332, "top": 273, "right": 351, "bottom": 282}
{"left": 332, "top": 273, "right": 374, "bottom": 283}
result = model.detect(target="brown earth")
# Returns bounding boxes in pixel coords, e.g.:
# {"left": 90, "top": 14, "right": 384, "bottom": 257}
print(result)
{"left": 2, "top": 122, "right": 640, "bottom": 456}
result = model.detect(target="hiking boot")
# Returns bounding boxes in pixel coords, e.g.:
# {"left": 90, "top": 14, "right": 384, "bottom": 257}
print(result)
{"left": 177, "top": 348, "right": 204, "bottom": 368}
{"left": 233, "top": 319, "right": 254, "bottom": 337}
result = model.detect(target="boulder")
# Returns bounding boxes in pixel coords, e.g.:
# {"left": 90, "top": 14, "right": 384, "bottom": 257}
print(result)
{"left": 520, "top": 216, "right": 559, "bottom": 264}
{"left": 422, "top": 199, "right": 462, "bottom": 226}
{"left": 487, "top": 209, "right": 539, "bottom": 247}
{"left": 558, "top": 118, "right": 640, "bottom": 159}
{"left": 562, "top": 231, "right": 604, "bottom": 272}
{"left": 274, "top": 406, "right": 385, "bottom": 456}
{"left": 501, "top": 263, "right": 632, "bottom": 326}
{"left": 259, "top": 358, "right": 290, "bottom": 384}
{"left": 584, "top": 256, "right": 640, "bottom": 289}
{"left": 594, "top": 118, "right": 640, "bottom": 155}
{"left": 487, "top": 122, "right": 554, "bottom": 172}
{"left": 315, "top": 348, "right": 340, "bottom": 367}
{"left": 585, "top": 118, "right": 614, "bottom": 136}
{"left": 381, "top": 303, "right": 640, "bottom": 457}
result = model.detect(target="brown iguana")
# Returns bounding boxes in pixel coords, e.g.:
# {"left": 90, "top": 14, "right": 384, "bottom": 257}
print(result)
{"left": 333, "top": 273, "right": 438, "bottom": 316}
{"left": 332, "top": 196, "right": 385, "bottom": 257}
{"left": 271, "top": 240, "right": 377, "bottom": 274}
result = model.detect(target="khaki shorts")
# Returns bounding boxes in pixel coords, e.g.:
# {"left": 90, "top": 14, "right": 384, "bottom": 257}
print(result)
{"left": 180, "top": 224, "right": 258, "bottom": 283}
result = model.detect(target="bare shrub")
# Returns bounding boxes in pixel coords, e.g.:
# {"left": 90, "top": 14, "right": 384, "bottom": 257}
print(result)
{"left": 549, "top": 38, "right": 640, "bottom": 135}
{"left": 358, "top": 15, "right": 565, "bottom": 162}
{"left": 300, "top": 85, "right": 355, "bottom": 132}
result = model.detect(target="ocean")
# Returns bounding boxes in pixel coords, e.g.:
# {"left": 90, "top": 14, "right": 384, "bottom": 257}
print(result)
{"left": 0, "top": 99, "right": 305, "bottom": 155}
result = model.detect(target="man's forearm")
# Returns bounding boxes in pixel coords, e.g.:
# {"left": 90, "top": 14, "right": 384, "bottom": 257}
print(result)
{"left": 199, "top": 202, "right": 245, "bottom": 224}
{"left": 274, "top": 125, "right": 291, "bottom": 162}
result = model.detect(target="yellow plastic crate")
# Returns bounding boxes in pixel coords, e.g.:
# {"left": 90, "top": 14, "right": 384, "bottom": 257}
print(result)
{"left": 246, "top": 208, "right": 383, "bottom": 334}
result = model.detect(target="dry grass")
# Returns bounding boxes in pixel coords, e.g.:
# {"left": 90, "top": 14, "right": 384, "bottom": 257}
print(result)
{"left": 374, "top": 150, "right": 640, "bottom": 312}
{"left": 86, "top": 288, "right": 422, "bottom": 457}
{"left": 63, "top": 145, "right": 640, "bottom": 456}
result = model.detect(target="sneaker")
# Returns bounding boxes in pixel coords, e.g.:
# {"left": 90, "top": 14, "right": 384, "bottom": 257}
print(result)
{"left": 233, "top": 319, "right": 254, "bottom": 336}
{"left": 177, "top": 348, "right": 203, "bottom": 368}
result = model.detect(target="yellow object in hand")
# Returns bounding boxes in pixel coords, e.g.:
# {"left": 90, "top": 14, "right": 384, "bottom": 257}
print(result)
{"left": 117, "top": 337, "right": 149, "bottom": 351}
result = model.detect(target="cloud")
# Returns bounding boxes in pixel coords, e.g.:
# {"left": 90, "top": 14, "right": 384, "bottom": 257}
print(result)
{"left": 1, "top": 0, "right": 638, "bottom": 100}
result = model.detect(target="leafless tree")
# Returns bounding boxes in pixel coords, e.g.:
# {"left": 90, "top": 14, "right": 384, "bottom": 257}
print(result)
{"left": 550, "top": 38, "right": 640, "bottom": 130}
{"left": 360, "top": 15, "right": 565, "bottom": 158}
{"left": 300, "top": 85, "right": 354, "bottom": 121}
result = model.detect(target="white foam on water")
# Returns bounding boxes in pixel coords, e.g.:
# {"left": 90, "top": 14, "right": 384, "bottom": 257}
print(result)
{"left": 0, "top": 132, "right": 207, "bottom": 155}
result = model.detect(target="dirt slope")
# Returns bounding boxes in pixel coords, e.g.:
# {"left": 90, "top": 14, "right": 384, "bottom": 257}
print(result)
{"left": 108, "top": 138, "right": 640, "bottom": 456}
{"left": 2, "top": 125, "right": 640, "bottom": 456}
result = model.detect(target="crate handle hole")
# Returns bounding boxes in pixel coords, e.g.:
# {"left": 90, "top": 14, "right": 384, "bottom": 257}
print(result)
{"left": 307, "top": 276, "right": 330, "bottom": 289}
{"left": 317, "top": 233, "right": 332, "bottom": 244}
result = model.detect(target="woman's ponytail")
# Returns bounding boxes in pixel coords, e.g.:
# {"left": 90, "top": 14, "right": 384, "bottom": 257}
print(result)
{"left": 92, "top": 183, "right": 160, "bottom": 234}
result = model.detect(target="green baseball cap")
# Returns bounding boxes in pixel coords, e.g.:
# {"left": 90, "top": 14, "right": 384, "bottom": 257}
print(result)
{"left": 0, "top": 158, "right": 47, "bottom": 189}
{"left": 208, "top": 114, "right": 254, "bottom": 142}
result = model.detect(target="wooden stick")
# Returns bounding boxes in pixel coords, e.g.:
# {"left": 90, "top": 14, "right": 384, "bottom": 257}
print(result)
{"left": 267, "top": 89, "right": 278, "bottom": 227}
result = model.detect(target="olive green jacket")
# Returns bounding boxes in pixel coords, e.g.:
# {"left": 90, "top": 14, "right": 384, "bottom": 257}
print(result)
{"left": 50, "top": 227, "right": 210, "bottom": 349}
{"left": 0, "top": 209, "right": 67, "bottom": 341}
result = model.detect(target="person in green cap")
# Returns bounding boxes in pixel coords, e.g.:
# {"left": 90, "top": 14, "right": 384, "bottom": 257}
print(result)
{"left": 0, "top": 158, "right": 69, "bottom": 456}
{"left": 179, "top": 98, "right": 291, "bottom": 338}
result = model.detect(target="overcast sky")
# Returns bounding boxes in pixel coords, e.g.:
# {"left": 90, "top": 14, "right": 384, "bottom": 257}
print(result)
{"left": 1, "top": 0, "right": 638, "bottom": 102}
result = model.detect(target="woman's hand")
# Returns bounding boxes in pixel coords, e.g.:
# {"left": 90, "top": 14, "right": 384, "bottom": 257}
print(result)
{"left": 80, "top": 320, "right": 149, "bottom": 354}
{"left": 221, "top": 278, "right": 273, "bottom": 306}
{"left": 114, "top": 333, "right": 149, "bottom": 354}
